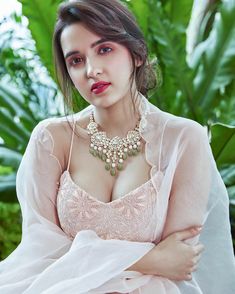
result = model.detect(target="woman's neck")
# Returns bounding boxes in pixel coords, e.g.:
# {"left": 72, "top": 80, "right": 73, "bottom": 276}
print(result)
{"left": 93, "top": 93, "right": 140, "bottom": 138}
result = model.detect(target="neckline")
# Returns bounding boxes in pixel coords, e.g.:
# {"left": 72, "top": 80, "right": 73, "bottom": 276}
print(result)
{"left": 60, "top": 170, "right": 153, "bottom": 205}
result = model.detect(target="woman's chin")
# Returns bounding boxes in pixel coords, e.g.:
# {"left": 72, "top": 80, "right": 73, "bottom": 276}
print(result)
{"left": 91, "top": 96, "right": 121, "bottom": 109}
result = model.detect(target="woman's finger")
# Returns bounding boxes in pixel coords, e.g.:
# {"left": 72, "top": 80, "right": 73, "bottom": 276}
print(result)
{"left": 193, "top": 243, "right": 204, "bottom": 255}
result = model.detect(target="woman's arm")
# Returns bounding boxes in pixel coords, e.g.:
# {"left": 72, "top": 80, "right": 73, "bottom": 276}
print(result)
{"left": 0, "top": 121, "right": 70, "bottom": 289}
{"left": 127, "top": 226, "right": 204, "bottom": 281}
{"left": 161, "top": 122, "right": 211, "bottom": 240}
{"left": 128, "top": 121, "right": 210, "bottom": 280}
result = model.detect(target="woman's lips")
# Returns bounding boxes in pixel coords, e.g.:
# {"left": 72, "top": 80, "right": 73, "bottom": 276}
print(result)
{"left": 91, "top": 84, "right": 111, "bottom": 94}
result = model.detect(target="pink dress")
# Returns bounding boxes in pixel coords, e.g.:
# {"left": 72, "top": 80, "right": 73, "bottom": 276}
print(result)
{"left": 57, "top": 170, "right": 157, "bottom": 243}
{"left": 0, "top": 93, "right": 234, "bottom": 294}
{"left": 57, "top": 121, "right": 159, "bottom": 244}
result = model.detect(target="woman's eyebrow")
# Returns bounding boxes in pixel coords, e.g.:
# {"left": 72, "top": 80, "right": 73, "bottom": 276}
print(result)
{"left": 65, "top": 38, "right": 110, "bottom": 59}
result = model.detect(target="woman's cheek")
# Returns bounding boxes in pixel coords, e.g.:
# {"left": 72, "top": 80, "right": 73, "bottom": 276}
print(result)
{"left": 69, "top": 69, "right": 81, "bottom": 87}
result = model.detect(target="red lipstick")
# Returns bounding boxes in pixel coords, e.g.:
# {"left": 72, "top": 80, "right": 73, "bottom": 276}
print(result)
{"left": 91, "top": 81, "right": 111, "bottom": 94}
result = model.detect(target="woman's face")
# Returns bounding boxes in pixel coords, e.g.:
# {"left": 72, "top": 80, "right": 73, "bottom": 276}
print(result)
{"left": 60, "top": 22, "right": 139, "bottom": 109}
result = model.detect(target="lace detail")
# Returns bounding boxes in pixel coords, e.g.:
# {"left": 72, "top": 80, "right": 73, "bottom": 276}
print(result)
{"left": 57, "top": 171, "right": 158, "bottom": 242}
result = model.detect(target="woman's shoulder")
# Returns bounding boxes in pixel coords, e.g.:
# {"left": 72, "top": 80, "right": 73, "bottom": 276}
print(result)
{"left": 167, "top": 114, "right": 206, "bottom": 136}
{"left": 164, "top": 114, "right": 209, "bottom": 149}
{"left": 34, "top": 105, "right": 92, "bottom": 136}
{"left": 146, "top": 103, "right": 209, "bottom": 148}
{"left": 30, "top": 108, "right": 91, "bottom": 148}
{"left": 31, "top": 116, "right": 72, "bottom": 141}
{"left": 28, "top": 115, "right": 78, "bottom": 170}
{"left": 151, "top": 104, "right": 207, "bottom": 139}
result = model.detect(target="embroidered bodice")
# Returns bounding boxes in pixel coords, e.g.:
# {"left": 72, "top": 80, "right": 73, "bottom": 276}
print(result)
{"left": 57, "top": 170, "right": 158, "bottom": 242}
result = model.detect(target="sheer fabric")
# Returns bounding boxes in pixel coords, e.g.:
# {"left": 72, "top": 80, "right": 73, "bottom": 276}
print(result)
{"left": 0, "top": 93, "right": 234, "bottom": 293}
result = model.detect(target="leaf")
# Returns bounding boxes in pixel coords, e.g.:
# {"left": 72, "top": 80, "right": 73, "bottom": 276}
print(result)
{"left": 164, "top": 0, "right": 193, "bottom": 28}
{"left": 18, "top": 0, "right": 62, "bottom": 79}
{"left": 192, "top": 0, "right": 235, "bottom": 109}
{"left": 210, "top": 123, "right": 235, "bottom": 167}
{"left": 0, "top": 202, "right": 21, "bottom": 260}
{"left": 0, "top": 174, "right": 17, "bottom": 203}
{"left": 148, "top": 1, "right": 195, "bottom": 118}
{"left": 219, "top": 164, "right": 235, "bottom": 202}
{"left": 0, "top": 81, "right": 34, "bottom": 121}
{"left": 228, "top": 186, "right": 235, "bottom": 203}
{"left": 128, "top": 0, "right": 149, "bottom": 37}
{"left": 0, "top": 129, "right": 18, "bottom": 149}
{"left": 186, "top": 0, "right": 212, "bottom": 62}
{"left": 0, "top": 147, "right": 22, "bottom": 169}
{"left": 0, "top": 108, "right": 30, "bottom": 143}
{"left": 220, "top": 165, "right": 235, "bottom": 187}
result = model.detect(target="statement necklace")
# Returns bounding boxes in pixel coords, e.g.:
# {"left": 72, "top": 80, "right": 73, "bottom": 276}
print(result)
{"left": 86, "top": 112, "right": 142, "bottom": 176}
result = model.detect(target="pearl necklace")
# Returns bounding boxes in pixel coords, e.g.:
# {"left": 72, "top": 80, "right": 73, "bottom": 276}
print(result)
{"left": 86, "top": 112, "right": 142, "bottom": 176}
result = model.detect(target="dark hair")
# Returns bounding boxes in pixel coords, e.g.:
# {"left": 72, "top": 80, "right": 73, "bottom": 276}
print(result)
{"left": 53, "top": 0, "right": 157, "bottom": 114}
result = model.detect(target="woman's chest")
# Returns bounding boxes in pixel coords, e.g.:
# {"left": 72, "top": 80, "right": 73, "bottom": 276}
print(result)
{"left": 57, "top": 130, "right": 162, "bottom": 242}
{"left": 57, "top": 169, "right": 158, "bottom": 242}
{"left": 69, "top": 138, "right": 152, "bottom": 203}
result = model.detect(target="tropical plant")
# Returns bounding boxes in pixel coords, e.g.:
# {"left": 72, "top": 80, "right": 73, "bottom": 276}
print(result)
{"left": 0, "top": 201, "right": 21, "bottom": 260}
{"left": 0, "top": 12, "right": 62, "bottom": 202}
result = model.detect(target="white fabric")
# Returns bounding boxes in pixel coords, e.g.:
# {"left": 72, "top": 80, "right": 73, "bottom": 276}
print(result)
{"left": 0, "top": 93, "right": 234, "bottom": 293}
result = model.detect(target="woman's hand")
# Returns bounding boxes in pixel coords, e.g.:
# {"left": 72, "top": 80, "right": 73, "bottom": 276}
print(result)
{"left": 150, "top": 227, "right": 204, "bottom": 281}
{"left": 127, "top": 226, "right": 204, "bottom": 282}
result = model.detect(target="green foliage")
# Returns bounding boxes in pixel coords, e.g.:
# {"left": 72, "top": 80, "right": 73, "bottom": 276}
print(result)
{"left": 220, "top": 164, "right": 235, "bottom": 200}
{"left": 163, "top": 0, "right": 193, "bottom": 28}
{"left": 149, "top": 1, "right": 195, "bottom": 117}
{"left": 17, "top": 0, "right": 94, "bottom": 113}
{"left": 0, "top": 202, "right": 21, "bottom": 261}
{"left": 0, "top": 13, "right": 62, "bottom": 202}
{"left": 210, "top": 123, "right": 235, "bottom": 167}
{"left": 19, "top": 0, "right": 62, "bottom": 79}
{"left": 127, "top": 0, "right": 150, "bottom": 37}
{"left": 219, "top": 164, "right": 235, "bottom": 247}
{"left": 192, "top": 1, "right": 235, "bottom": 118}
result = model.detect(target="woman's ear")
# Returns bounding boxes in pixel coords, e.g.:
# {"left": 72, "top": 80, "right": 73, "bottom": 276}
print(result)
{"left": 135, "top": 56, "right": 143, "bottom": 67}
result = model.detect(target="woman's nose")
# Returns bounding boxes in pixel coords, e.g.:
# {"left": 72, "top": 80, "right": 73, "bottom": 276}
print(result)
{"left": 86, "top": 58, "right": 102, "bottom": 79}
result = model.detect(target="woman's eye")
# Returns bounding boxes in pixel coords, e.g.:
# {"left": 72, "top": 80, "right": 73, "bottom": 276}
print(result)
{"left": 69, "top": 57, "right": 83, "bottom": 66}
{"left": 99, "top": 47, "right": 112, "bottom": 54}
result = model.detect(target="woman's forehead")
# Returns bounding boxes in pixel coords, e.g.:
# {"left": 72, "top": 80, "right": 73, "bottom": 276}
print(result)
{"left": 61, "top": 23, "right": 100, "bottom": 44}
{"left": 60, "top": 23, "right": 103, "bottom": 54}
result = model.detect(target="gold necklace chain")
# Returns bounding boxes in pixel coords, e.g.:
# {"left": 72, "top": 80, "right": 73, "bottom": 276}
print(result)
{"left": 86, "top": 111, "right": 142, "bottom": 176}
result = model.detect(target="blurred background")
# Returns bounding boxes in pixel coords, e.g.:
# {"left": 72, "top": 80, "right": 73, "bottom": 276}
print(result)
{"left": 0, "top": 0, "right": 234, "bottom": 260}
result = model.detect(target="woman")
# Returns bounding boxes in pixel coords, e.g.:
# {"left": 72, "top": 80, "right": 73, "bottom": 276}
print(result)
{"left": 0, "top": 0, "right": 234, "bottom": 293}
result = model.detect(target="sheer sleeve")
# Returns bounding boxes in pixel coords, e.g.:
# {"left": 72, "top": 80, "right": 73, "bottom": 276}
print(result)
{"left": 158, "top": 119, "right": 235, "bottom": 293}
{"left": 0, "top": 119, "right": 155, "bottom": 294}
{"left": 19, "top": 120, "right": 63, "bottom": 227}
{"left": 0, "top": 120, "right": 71, "bottom": 292}
{"left": 162, "top": 121, "right": 211, "bottom": 244}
